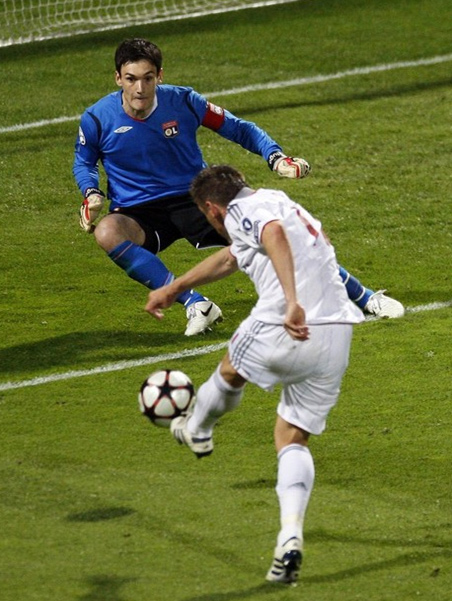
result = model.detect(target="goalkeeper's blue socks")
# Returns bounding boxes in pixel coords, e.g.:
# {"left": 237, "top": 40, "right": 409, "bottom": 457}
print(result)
{"left": 108, "top": 241, "right": 205, "bottom": 307}
{"left": 338, "top": 266, "right": 373, "bottom": 309}
{"left": 109, "top": 243, "right": 374, "bottom": 310}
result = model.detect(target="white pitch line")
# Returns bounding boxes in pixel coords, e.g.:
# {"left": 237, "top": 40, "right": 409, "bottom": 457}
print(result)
{"left": 405, "top": 300, "right": 452, "bottom": 314}
{"left": 1, "top": 53, "right": 452, "bottom": 134}
{"left": 0, "top": 343, "right": 227, "bottom": 392}
{"left": 364, "top": 299, "right": 452, "bottom": 322}
{"left": 205, "top": 53, "right": 452, "bottom": 98}
{"left": 0, "top": 114, "right": 82, "bottom": 133}
{"left": 0, "top": 300, "right": 450, "bottom": 392}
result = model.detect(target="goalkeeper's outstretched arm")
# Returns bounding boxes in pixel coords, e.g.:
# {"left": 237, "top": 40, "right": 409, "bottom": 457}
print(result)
{"left": 201, "top": 102, "right": 311, "bottom": 180}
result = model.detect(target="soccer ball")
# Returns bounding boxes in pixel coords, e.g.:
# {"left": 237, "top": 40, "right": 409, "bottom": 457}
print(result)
{"left": 138, "top": 369, "right": 195, "bottom": 428}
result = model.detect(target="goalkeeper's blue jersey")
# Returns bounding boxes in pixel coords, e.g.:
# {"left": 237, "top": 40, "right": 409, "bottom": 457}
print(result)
{"left": 73, "top": 85, "right": 281, "bottom": 210}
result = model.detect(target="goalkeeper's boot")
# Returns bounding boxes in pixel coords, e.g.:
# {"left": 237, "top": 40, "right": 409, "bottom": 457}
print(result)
{"left": 266, "top": 537, "right": 303, "bottom": 584}
{"left": 185, "top": 300, "right": 223, "bottom": 336}
{"left": 170, "top": 415, "right": 214, "bottom": 458}
{"left": 364, "top": 290, "right": 405, "bottom": 319}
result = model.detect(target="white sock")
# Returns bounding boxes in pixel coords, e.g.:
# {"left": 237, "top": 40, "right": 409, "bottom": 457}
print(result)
{"left": 275, "top": 443, "right": 315, "bottom": 549}
{"left": 187, "top": 366, "right": 245, "bottom": 437}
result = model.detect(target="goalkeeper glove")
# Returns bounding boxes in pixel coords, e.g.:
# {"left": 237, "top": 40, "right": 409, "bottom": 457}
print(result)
{"left": 79, "top": 188, "right": 105, "bottom": 233}
{"left": 268, "top": 151, "right": 311, "bottom": 179}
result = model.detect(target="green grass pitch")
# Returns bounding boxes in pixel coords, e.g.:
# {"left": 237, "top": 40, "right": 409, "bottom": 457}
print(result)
{"left": 0, "top": 0, "right": 451, "bottom": 599}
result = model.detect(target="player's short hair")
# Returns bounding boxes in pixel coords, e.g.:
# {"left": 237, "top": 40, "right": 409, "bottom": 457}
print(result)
{"left": 190, "top": 165, "right": 247, "bottom": 208}
{"left": 115, "top": 38, "right": 163, "bottom": 73}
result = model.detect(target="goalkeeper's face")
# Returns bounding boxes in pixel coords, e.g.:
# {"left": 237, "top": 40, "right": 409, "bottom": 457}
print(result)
{"left": 115, "top": 60, "right": 162, "bottom": 120}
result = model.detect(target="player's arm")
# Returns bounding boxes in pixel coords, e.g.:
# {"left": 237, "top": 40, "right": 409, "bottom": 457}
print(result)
{"left": 261, "top": 220, "right": 309, "bottom": 341}
{"left": 73, "top": 113, "right": 106, "bottom": 233}
{"left": 200, "top": 99, "right": 310, "bottom": 179}
{"left": 145, "top": 247, "right": 238, "bottom": 320}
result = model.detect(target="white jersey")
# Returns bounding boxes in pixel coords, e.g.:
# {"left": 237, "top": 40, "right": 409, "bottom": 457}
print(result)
{"left": 225, "top": 187, "right": 364, "bottom": 325}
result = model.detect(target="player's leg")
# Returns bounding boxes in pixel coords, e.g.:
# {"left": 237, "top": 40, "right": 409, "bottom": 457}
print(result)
{"left": 266, "top": 323, "right": 353, "bottom": 584}
{"left": 189, "top": 355, "right": 246, "bottom": 437}
{"left": 94, "top": 213, "right": 201, "bottom": 303}
{"left": 94, "top": 213, "right": 220, "bottom": 334}
{"left": 338, "top": 264, "right": 372, "bottom": 309}
{"left": 171, "top": 315, "right": 275, "bottom": 455}
{"left": 339, "top": 265, "right": 404, "bottom": 318}
{"left": 170, "top": 354, "right": 246, "bottom": 457}
{"left": 174, "top": 315, "right": 310, "bottom": 465}
{"left": 266, "top": 418, "right": 312, "bottom": 584}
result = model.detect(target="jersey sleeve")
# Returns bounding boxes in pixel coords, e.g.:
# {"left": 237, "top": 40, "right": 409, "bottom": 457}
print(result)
{"left": 199, "top": 97, "right": 282, "bottom": 161}
{"left": 72, "top": 111, "right": 102, "bottom": 196}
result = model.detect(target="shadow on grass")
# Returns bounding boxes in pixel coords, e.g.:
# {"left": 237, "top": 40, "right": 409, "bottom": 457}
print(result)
{"left": 78, "top": 506, "right": 450, "bottom": 601}
{"left": 174, "top": 520, "right": 452, "bottom": 600}
{"left": 180, "top": 549, "right": 452, "bottom": 601}
{"left": 0, "top": 329, "right": 227, "bottom": 377}
{"left": 79, "top": 575, "right": 137, "bottom": 601}
{"left": 303, "top": 548, "right": 452, "bottom": 585}
{"left": 232, "top": 77, "right": 452, "bottom": 118}
{"left": 231, "top": 478, "right": 274, "bottom": 490}
{"left": 308, "top": 527, "right": 452, "bottom": 550}
{"left": 66, "top": 506, "right": 136, "bottom": 522}
{"left": 182, "top": 583, "right": 293, "bottom": 601}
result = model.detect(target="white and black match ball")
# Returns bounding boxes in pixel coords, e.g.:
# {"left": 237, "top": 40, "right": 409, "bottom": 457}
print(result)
{"left": 138, "top": 369, "right": 195, "bottom": 428}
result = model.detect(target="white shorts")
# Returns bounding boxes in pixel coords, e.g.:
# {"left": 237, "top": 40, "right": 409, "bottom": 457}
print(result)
{"left": 228, "top": 316, "right": 353, "bottom": 435}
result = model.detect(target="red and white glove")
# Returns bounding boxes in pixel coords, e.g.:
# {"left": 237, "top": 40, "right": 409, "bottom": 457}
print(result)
{"left": 79, "top": 188, "right": 105, "bottom": 233}
{"left": 268, "top": 151, "right": 311, "bottom": 179}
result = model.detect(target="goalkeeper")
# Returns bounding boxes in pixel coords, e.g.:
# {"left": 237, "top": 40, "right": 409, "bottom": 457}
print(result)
{"left": 73, "top": 38, "right": 403, "bottom": 336}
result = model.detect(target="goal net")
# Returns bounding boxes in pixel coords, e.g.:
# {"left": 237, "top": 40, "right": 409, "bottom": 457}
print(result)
{"left": 1, "top": 0, "right": 298, "bottom": 47}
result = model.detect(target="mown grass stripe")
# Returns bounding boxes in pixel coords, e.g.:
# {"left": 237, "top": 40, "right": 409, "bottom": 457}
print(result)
{"left": 1, "top": 53, "right": 451, "bottom": 134}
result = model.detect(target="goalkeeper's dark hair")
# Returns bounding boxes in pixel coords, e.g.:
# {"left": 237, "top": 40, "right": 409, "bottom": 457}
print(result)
{"left": 115, "top": 38, "right": 163, "bottom": 73}
{"left": 190, "top": 165, "right": 247, "bottom": 208}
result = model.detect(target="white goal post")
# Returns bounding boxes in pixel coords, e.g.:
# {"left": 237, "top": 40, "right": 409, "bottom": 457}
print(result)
{"left": 1, "top": 0, "right": 299, "bottom": 47}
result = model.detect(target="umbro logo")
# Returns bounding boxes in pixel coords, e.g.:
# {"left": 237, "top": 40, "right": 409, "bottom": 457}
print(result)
{"left": 114, "top": 126, "right": 133, "bottom": 134}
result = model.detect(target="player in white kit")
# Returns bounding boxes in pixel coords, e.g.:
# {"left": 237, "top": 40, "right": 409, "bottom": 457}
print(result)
{"left": 145, "top": 165, "right": 365, "bottom": 584}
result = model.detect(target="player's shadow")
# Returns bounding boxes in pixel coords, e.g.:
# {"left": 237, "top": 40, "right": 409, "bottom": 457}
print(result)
{"left": 181, "top": 583, "right": 290, "bottom": 600}
{"left": 181, "top": 546, "right": 451, "bottom": 601}
{"left": 231, "top": 478, "right": 274, "bottom": 490}
{"left": 78, "top": 575, "right": 136, "bottom": 601}
{"left": 176, "top": 517, "right": 452, "bottom": 600}
{"left": 66, "top": 506, "right": 135, "bottom": 523}
{"left": 0, "top": 329, "right": 228, "bottom": 378}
